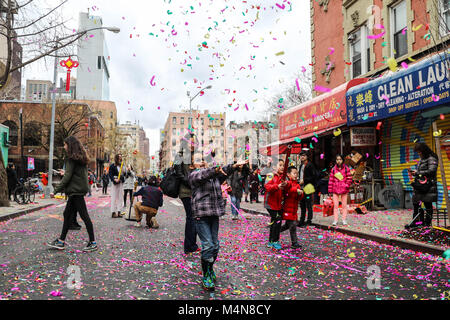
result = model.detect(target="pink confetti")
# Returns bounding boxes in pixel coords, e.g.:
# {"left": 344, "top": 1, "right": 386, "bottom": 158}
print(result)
{"left": 381, "top": 94, "right": 390, "bottom": 104}
{"left": 402, "top": 27, "right": 407, "bottom": 34}
{"left": 234, "top": 106, "right": 239, "bottom": 111}
{"left": 320, "top": 153, "right": 324, "bottom": 159}
{"left": 367, "top": 31, "right": 386, "bottom": 39}
{"left": 276, "top": 3, "right": 286, "bottom": 9}
{"left": 245, "top": 104, "right": 249, "bottom": 111}
{"left": 301, "top": 66, "right": 306, "bottom": 73}
{"left": 401, "top": 62, "right": 408, "bottom": 69}
{"left": 150, "top": 76, "right": 156, "bottom": 86}
{"left": 295, "top": 78, "right": 301, "bottom": 91}
{"left": 314, "top": 85, "right": 331, "bottom": 93}
{"left": 328, "top": 47, "right": 335, "bottom": 55}
{"left": 432, "top": 94, "right": 440, "bottom": 102}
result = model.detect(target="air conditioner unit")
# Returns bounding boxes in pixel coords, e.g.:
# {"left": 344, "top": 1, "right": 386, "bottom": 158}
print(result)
{"left": 348, "top": 33, "right": 357, "bottom": 42}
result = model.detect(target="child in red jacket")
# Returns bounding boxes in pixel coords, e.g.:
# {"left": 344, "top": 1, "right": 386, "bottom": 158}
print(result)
{"left": 264, "top": 159, "right": 287, "bottom": 250}
{"left": 280, "top": 166, "right": 304, "bottom": 249}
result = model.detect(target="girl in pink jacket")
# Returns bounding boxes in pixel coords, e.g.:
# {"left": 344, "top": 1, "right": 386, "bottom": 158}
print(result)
{"left": 328, "top": 154, "right": 353, "bottom": 226}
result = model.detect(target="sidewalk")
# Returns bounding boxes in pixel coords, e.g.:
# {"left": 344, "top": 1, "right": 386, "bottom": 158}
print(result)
{"left": 0, "top": 195, "right": 60, "bottom": 222}
{"left": 239, "top": 200, "right": 449, "bottom": 256}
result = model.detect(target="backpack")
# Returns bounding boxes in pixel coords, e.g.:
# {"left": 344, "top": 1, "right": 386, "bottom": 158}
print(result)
{"left": 159, "top": 166, "right": 180, "bottom": 198}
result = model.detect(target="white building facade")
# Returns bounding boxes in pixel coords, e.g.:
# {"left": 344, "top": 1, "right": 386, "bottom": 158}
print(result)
{"left": 75, "top": 12, "right": 111, "bottom": 101}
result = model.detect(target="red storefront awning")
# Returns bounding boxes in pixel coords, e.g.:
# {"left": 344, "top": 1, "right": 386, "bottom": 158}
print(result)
{"left": 279, "top": 78, "right": 369, "bottom": 142}
{"left": 260, "top": 78, "right": 369, "bottom": 156}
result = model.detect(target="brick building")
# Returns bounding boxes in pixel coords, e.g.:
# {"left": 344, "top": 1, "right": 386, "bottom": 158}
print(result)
{"left": 0, "top": 101, "right": 105, "bottom": 178}
{"left": 160, "top": 110, "right": 226, "bottom": 170}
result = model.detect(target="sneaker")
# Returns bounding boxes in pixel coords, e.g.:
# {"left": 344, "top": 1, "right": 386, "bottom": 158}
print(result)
{"left": 47, "top": 239, "right": 65, "bottom": 250}
{"left": 83, "top": 241, "right": 98, "bottom": 252}
{"left": 332, "top": 221, "right": 338, "bottom": 226}
{"left": 135, "top": 222, "right": 142, "bottom": 228}
{"left": 232, "top": 215, "right": 239, "bottom": 220}
{"left": 291, "top": 243, "right": 302, "bottom": 249}
{"left": 266, "top": 242, "right": 274, "bottom": 248}
{"left": 342, "top": 220, "right": 348, "bottom": 226}
{"left": 272, "top": 242, "right": 282, "bottom": 250}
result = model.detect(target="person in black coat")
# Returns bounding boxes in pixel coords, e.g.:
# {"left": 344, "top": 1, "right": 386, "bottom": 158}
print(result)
{"left": 6, "top": 163, "right": 18, "bottom": 201}
{"left": 101, "top": 170, "right": 109, "bottom": 195}
{"left": 405, "top": 142, "right": 439, "bottom": 229}
{"left": 298, "top": 151, "right": 317, "bottom": 227}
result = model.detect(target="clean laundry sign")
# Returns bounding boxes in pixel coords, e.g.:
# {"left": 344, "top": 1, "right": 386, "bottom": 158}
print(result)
{"left": 346, "top": 52, "right": 450, "bottom": 126}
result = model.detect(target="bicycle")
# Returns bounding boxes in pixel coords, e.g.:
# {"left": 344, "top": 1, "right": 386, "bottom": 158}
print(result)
{"left": 13, "top": 177, "right": 40, "bottom": 204}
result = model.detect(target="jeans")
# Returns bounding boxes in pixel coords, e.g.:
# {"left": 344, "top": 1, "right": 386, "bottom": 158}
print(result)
{"left": 267, "top": 209, "right": 282, "bottom": 243}
{"left": 195, "top": 216, "right": 219, "bottom": 262}
{"left": 181, "top": 197, "right": 199, "bottom": 253}
{"left": 299, "top": 195, "right": 313, "bottom": 225}
{"left": 60, "top": 195, "right": 95, "bottom": 242}
{"left": 281, "top": 220, "right": 299, "bottom": 245}
{"left": 230, "top": 195, "right": 241, "bottom": 216}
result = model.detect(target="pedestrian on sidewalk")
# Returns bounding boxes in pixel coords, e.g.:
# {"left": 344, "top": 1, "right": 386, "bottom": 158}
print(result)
{"left": 280, "top": 166, "right": 304, "bottom": 249}
{"left": 298, "top": 151, "right": 317, "bottom": 227}
{"left": 264, "top": 159, "right": 287, "bottom": 250}
{"left": 123, "top": 164, "right": 135, "bottom": 208}
{"left": 174, "top": 132, "right": 200, "bottom": 254}
{"left": 249, "top": 167, "right": 260, "bottom": 203}
{"left": 227, "top": 160, "right": 250, "bottom": 220}
{"left": 133, "top": 176, "right": 163, "bottom": 228}
{"left": 405, "top": 142, "right": 438, "bottom": 229}
{"left": 102, "top": 169, "right": 109, "bottom": 195}
{"left": 109, "top": 154, "right": 125, "bottom": 218}
{"left": 189, "top": 153, "right": 248, "bottom": 290}
{"left": 47, "top": 135, "right": 97, "bottom": 252}
{"left": 87, "top": 169, "right": 94, "bottom": 197}
{"left": 6, "top": 163, "right": 18, "bottom": 201}
{"left": 328, "top": 155, "right": 353, "bottom": 226}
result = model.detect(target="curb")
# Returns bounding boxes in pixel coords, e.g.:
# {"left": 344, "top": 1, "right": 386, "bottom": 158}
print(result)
{"left": 0, "top": 203, "right": 56, "bottom": 222}
{"left": 240, "top": 207, "right": 447, "bottom": 256}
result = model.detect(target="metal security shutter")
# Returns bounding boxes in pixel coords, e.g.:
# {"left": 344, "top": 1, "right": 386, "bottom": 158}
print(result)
{"left": 381, "top": 112, "right": 434, "bottom": 206}
{"left": 436, "top": 115, "right": 450, "bottom": 210}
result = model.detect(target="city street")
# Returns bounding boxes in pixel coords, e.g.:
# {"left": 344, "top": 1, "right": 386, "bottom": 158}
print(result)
{"left": 0, "top": 192, "right": 448, "bottom": 300}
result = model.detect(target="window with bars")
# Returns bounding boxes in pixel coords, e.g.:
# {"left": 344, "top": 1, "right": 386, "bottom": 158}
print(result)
{"left": 391, "top": 1, "right": 407, "bottom": 58}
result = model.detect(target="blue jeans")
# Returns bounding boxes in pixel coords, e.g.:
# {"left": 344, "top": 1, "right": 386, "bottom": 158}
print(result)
{"left": 195, "top": 216, "right": 219, "bottom": 262}
{"left": 181, "top": 197, "right": 199, "bottom": 253}
{"left": 230, "top": 195, "right": 241, "bottom": 217}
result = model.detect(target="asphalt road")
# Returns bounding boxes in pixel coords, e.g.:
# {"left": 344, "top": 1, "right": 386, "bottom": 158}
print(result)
{"left": 0, "top": 193, "right": 448, "bottom": 300}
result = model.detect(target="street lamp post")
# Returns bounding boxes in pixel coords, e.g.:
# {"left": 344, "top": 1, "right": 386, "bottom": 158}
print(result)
{"left": 187, "top": 85, "right": 212, "bottom": 122}
{"left": 44, "top": 26, "right": 120, "bottom": 198}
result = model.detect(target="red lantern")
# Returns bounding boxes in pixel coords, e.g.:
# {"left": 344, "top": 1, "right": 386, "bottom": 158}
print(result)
{"left": 60, "top": 57, "right": 79, "bottom": 91}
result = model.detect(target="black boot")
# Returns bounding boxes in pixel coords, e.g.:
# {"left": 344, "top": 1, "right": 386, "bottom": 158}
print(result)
{"left": 424, "top": 209, "right": 433, "bottom": 227}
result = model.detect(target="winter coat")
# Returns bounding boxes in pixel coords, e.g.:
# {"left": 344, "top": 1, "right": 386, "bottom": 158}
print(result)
{"left": 228, "top": 165, "right": 250, "bottom": 199}
{"left": 102, "top": 173, "right": 109, "bottom": 186}
{"left": 248, "top": 173, "right": 260, "bottom": 193}
{"left": 189, "top": 164, "right": 234, "bottom": 218}
{"left": 133, "top": 186, "right": 163, "bottom": 209}
{"left": 54, "top": 159, "right": 89, "bottom": 196}
{"left": 264, "top": 173, "right": 284, "bottom": 211}
{"left": 109, "top": 163, "right": 125, "bottom": 185}
{"left": 123, "top": 170, "right": 135, "bottom": 190}
{"left": 6, "top": 167, "right": 18, "bottom": 190}
{"left": 412, "top": 155, "right": 438, "bottom": 204}
{"left": 282, "top": 180, "right": 304, "bottom": 221}
{"left": 328, "top": 164, "right": 352, "bottom": 195}
{"left": 174, "top": 162, "right": 193, "bottom": 199}
{"left": 298, "top": 161, "right": 317, "bottom": 187}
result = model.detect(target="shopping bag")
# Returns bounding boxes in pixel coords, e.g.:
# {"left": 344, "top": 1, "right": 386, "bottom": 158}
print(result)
{"left": 303, "top": 183, "right": 315, "bottom": 195}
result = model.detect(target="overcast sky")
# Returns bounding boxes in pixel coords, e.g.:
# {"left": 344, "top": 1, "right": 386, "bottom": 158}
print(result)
{"left": 23, "top": 0, "right": 311, "bottom": 156}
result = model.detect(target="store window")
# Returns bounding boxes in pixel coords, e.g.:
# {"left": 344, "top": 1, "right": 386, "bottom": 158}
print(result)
{"left": 440, "top": 0, "right": 450, "bottom": 36}
{"left": 349, "top": 25, "right": 370, "bottom": 78}
{"left": 391, "top": 1, "right": 408, "bottom": 58}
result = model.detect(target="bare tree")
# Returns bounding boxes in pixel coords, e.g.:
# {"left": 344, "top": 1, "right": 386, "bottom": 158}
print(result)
{"left": 265, "top": 69, "right": 313, "bottom": 116}
{"left": 0, "top": 0, "right": 95, "bottom": 90}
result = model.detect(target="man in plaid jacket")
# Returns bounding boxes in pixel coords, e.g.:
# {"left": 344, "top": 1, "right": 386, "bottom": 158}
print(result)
{"left": 189, "top": 154, "right": 249, "bottom": 290}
